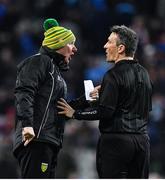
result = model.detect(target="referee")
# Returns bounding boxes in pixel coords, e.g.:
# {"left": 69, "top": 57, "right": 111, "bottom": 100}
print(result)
{"left": 57, "top": 25, "right": 153, "bottom": 178}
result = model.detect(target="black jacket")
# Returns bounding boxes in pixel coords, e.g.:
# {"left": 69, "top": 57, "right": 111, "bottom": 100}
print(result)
{"left": 74, "top": 60, "right": 153, "bottom": 134}
{"left": 13, "top": 47, "right": 68, "bottom": 152}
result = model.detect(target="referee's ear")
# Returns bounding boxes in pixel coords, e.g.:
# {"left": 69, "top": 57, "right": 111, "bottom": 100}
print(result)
{"left": 118, "top": 44, "right": 125, "bottom": 54}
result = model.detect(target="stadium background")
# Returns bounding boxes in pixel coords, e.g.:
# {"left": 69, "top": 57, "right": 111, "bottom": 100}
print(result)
{"left": 0, "top": 0, "right": 165, "bottom": 178}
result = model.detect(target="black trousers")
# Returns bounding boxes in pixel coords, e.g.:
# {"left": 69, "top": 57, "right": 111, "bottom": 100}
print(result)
{"left": 96, "top": 133, "right": 150, "bottom": 179}
{"left": 14, "top": 141, "right": 60, "bottom": 178}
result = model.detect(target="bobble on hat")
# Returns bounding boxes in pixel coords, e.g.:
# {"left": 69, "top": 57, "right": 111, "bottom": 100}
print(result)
{"left": 42, "top": 18, "right": 76, "bottom": 50}
{"left": 43, "top": 18, "right": 59, "bottom": 31}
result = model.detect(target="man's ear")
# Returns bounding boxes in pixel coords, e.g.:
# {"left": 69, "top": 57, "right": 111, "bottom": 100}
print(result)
{"left": 64, "top": 44, "right": 70, "bottom": 51}
{"left": 118, "top": 44, "right": 125, "bottom": 54}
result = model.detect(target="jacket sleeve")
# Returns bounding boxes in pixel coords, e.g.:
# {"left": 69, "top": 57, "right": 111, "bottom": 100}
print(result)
{"left": 149, "top": 80, "right": 153, "bottom": 111}
{"left": 69, "top": 94, "right": 99, "bottom": 110}
{"left": 73, "top": 108, "right": 99, "bottom": 120}
{"left": 73, "top": 106, "right": 116, "bottom": 121}
{"left": 15, "top": 55, "right": 50, "bottom": 127}
{"left": 68, "top": 95, "right": 90, "bottom": 110}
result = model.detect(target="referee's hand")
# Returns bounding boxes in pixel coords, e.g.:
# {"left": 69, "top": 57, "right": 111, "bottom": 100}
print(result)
{"left": 89, "top": 85, "right": 101, "bottom": 100}
{"left": 22, "top": 127, "right": 35, "bottom": 146}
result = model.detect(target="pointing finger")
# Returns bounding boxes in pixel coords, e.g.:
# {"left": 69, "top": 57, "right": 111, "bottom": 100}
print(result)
{"left": 24, "top": 139, "right": 30, "bottom": 146}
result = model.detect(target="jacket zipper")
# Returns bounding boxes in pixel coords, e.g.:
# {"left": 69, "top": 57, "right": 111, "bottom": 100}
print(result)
{"left": 42, "top": 108, "right": 49, "bottom": 129}
{"left": 37, "top": 59, "right": 55, "bottom": 138}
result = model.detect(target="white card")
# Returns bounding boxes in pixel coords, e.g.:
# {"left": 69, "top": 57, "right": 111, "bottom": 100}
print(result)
{"left": 84, "top": 80, "right": 94, "bottom": 101}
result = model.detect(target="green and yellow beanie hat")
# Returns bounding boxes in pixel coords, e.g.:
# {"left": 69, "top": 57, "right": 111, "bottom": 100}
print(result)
{"left": 42, "top": 18, "right": 76, "bottom": 50}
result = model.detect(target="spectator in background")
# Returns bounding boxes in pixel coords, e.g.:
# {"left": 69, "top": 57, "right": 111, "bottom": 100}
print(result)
{"left": 57, "top": 25, "right": 153, "bottom": 178}
{"left": 13, "top": 18, "right": 77, "bottom": 178}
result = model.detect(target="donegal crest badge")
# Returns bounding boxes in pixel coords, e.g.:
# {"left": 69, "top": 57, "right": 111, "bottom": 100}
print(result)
{"left": 41, "top": 163, "right": 48, "bottom": 172}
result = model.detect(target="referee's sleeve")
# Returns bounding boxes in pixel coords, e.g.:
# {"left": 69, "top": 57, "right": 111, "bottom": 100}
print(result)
{"left": 99, "top": 73, "right": 119, "bottom": 119}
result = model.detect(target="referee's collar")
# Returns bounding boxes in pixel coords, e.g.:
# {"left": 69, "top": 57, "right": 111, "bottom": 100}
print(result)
{"left": 115, "top": 59, "right": 138, "bottom": 65}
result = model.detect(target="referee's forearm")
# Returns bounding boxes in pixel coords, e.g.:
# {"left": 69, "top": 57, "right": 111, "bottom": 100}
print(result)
{"left": 74, "top": 108, "right": 99, "bottom": 121}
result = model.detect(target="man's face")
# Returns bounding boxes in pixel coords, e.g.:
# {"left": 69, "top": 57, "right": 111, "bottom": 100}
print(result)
{"left": 63, "top": 44, "right": 77, "bottom": 64}
{"left": 104, "top": 32, "right": 120, "bottom": 62}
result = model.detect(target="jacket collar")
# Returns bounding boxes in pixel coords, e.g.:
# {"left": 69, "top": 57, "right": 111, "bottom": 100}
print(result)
{"left": 39, "top": 46, "right": 69, "bottom": 71}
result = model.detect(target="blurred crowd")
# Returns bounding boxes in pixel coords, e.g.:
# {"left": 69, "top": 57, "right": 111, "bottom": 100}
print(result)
{"left": 0, "top": 0, "right": 165, "bottom": 178}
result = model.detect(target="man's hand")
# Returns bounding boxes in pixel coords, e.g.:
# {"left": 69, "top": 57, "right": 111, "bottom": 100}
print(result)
{"left": 57, "top": 98, "right": 75, "bottom": 118}
{"left": 22, "top": 127, "right": 35, "bottom": 146}
{"left": 89, "top": 85, "right": 101, "bottom": 100}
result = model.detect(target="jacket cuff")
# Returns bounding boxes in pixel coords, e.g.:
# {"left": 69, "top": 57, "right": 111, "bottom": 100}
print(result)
{"left": 22, "top": 119, "right": 33, "bottom": 127}
{"left": 73, "top": 110, "right": 83, "bottom": 120}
